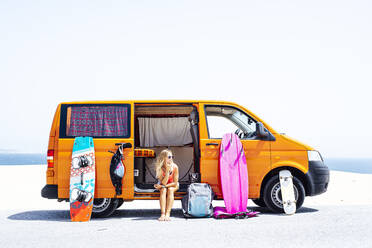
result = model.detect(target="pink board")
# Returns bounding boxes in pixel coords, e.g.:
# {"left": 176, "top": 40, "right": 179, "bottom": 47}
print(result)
{"left": 219, "top": 133, "right": 248, "bottom": 214}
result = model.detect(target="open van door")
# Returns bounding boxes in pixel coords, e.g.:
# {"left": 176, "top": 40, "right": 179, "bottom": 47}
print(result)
{"left": 56, "top": 102, "right": 134, "bottom": 202}
{"left": 199, "top": 103, "right": 271, "bottom": 199}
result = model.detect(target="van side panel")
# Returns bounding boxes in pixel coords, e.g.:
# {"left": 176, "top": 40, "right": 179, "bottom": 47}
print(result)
{"left": 56, "top": 102, "right": 134, "bottom": 200}
{"left": 57, "top": 139, "right": 73, "bottom": 199}
{"left": 270, "top": 135, "right": 310, "bottom": 174}
{"left": 57, "top": 139, "right": 134, "bottom": 199}
{"left": 199, "top": 138, "right": 221, "bottom": 195}
{"left": 47, "top": 105, "right": 61, "bottom": 185}
{"left": 270, "top": 151, "right": 309, "bottom": 174}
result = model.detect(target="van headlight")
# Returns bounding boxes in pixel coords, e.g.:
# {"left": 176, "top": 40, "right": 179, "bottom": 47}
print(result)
{"left": 308, "top": 150, "right": 323, "bottom": 162}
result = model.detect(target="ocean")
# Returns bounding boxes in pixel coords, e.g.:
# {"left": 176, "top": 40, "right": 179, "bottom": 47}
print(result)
{"left": 0, "top": 153, "right": 46, "bottom": 165}
{"left": 0, "top": 153, "right": 371, "bottom": 174}
{"left": 323, "top": 158, "right": 372, "bottom": 174}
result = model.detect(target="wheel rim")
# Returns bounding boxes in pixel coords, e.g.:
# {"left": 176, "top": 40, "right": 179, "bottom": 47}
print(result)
{"left": 270, "top": 182, "right": 299, "bottom": 209}
{"left": 92, "top": 198, "right": 111, "bottom": 213}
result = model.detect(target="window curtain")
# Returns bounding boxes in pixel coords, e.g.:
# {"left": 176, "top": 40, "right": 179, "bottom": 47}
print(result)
{"left": 68, "top": 106, "right": 129, "bottom": 137}
{"left": 138, "top": 117, "right": 192, "bottom": 147}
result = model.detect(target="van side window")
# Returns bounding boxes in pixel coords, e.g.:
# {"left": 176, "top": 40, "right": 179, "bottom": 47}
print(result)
{"left": 61, "top": 105, "right": 130, "bottom": 138}
{"left": 205, "top": 106, "right": 257, "bottom": 139}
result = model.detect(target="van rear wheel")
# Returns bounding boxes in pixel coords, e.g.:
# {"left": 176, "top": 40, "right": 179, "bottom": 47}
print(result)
{"left": 116, "top": 199, "right": 124, "bottom": 209}
{"left": 263, "top": 174, "right": 305, "bottom": 213}
{"left": 92, "top": 198, "right": 119, "bottom": 218}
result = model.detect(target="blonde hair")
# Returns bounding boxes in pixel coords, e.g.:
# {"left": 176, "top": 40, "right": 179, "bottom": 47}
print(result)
{"left": 155, "top": 149, "right": 173, "bottom": 179}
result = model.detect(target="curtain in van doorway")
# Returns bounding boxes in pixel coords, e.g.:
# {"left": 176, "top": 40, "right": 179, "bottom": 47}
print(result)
{"left": 138, "top": 117, "right": 192, "bottom": 147}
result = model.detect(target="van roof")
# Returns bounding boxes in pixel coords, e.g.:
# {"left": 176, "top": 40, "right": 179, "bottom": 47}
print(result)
{"left": 59, "top": 100, "right": 239, "bottom": 105}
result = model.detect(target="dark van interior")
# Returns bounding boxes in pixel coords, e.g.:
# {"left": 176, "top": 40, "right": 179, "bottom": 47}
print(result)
{"left": 133, "top": 104, "right": 200, "bottom": 195}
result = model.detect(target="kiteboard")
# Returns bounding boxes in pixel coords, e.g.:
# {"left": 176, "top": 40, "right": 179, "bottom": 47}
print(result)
{"left": 69, "top": 136, "right": 95, "bottom": 222}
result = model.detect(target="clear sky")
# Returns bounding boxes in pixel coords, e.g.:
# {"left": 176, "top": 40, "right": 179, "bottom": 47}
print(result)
{"left": 1, "top": 0, "right": 371, "bottom": 158}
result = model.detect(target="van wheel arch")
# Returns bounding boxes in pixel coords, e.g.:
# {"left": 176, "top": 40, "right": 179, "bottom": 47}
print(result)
{"left": 259, "top": 167, "right": 310, "bottom": 200}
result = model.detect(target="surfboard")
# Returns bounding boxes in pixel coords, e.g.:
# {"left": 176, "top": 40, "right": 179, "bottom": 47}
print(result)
{"left": 69, "top": 137, "right": 95, "bottom": 222}
{"left": 219, "top": 133, "right": 249, "bottom": 214}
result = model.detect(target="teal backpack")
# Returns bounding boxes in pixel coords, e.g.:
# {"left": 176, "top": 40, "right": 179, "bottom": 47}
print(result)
{"left": 182, "top": 183, "right": 214, "bottom": 218}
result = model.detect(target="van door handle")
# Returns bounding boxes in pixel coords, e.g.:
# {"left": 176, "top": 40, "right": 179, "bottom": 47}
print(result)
{"left": 206, "top": 143, "right": 219, "bottom": 146}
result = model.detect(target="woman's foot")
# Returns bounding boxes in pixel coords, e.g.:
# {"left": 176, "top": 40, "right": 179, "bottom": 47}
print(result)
{"left": 158, "top": 214, "right": 166, "bottom": 221}
{"left": 164, "top": 212, "right": 171, "bottom": 221}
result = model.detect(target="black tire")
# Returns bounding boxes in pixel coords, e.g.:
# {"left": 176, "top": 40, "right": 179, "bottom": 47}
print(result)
{"left": 252, "top": 198, "right": 266, "bottom": 207}
{"left": 116, "top": 198, "right": 124, "bottom": 209}
{"left": 92, "top": 198, "right": 119, "bottom": 218}
{"left": 263, "top": 174, "right": 305, "bottom": 213}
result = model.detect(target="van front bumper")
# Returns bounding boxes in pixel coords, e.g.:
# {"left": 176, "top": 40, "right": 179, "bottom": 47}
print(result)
{"left": 305, "top": 161, "right": 330, "bottom": 196}
{"left": 41, "top": 185, "right": 58, "bottom": 199}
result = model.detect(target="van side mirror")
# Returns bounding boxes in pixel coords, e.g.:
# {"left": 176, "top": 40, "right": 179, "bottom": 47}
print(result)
{"left": 256, "top": 122, "right": 269, "bottom": 139}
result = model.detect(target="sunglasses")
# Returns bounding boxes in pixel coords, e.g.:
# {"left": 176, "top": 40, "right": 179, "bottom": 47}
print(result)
{"left": 168, "top": 155, "right": 174, "bottom": 159}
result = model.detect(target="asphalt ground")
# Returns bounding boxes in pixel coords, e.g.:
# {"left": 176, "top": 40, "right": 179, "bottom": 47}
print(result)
{"left": 1, "top": 204, "right": 371, "bottom": 248}
{"left": 1, "top": 166, "right": 372, "bottom": 248}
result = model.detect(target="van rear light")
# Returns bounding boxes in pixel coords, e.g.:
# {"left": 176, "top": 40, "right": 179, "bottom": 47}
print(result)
{"left": 47, "top": 150, "right": 54, "bottom": 168}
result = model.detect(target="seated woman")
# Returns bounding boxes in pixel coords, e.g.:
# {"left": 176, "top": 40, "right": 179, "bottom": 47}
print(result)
{"left": 153, "top": 149, "right": 179, "bottom": 221}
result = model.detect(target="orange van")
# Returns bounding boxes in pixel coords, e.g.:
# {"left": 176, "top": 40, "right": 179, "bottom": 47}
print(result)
{"left": 42, "top": 100, "right": 329, "bottom": 217}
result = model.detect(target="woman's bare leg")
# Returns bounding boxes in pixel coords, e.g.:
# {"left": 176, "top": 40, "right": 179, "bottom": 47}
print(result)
{"left": 165, "top": 186, "right": 178, "bottom": 221}
{"left": 158, "top": 188, "right": 167, "bottom": 221}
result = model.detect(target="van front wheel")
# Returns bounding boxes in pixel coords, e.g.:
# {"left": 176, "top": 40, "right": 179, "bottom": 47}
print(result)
{"left": 92, "top": 198, "right": 119, "bottom": 218}
{"left": 252, "top": 198, "right": 266, "bottom": 207}
{"left": 263, "top": 174, "right": 305, "bottom": 213}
